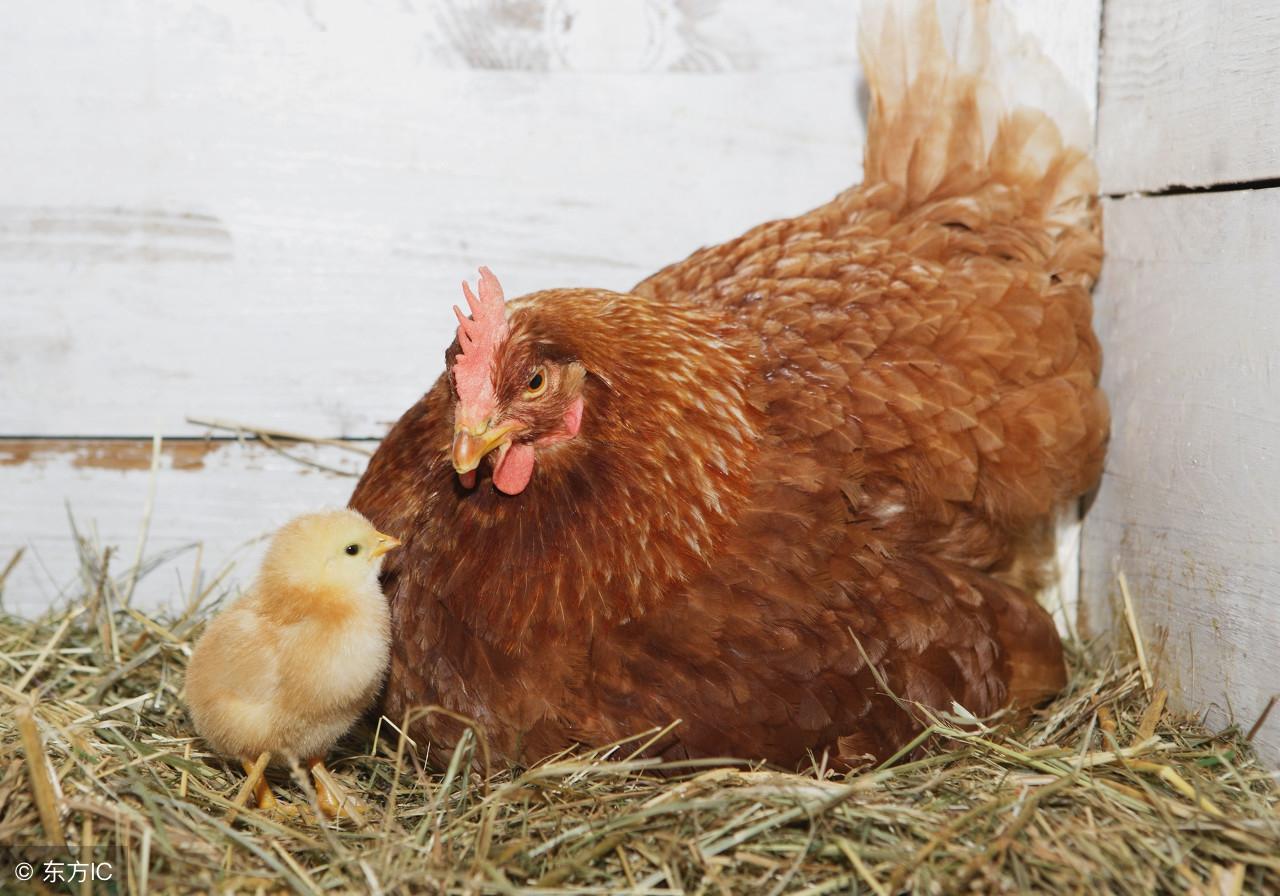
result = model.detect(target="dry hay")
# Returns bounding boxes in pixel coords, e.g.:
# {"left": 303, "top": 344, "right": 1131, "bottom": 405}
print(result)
{"left": 1, "top": 530, "right": 1278, "bottom": 896}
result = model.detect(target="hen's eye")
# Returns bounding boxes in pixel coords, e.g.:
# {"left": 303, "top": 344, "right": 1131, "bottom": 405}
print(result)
{"left": 345, "top": 544, "right": 360, "bottom": 556}
{"left": 525, "top": 368, "right": 547, "bottom": 397}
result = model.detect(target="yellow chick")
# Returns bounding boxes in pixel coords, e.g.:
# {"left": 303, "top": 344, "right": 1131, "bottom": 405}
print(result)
{"left": 184, "top": 509, "right": 399, "bottom": 817}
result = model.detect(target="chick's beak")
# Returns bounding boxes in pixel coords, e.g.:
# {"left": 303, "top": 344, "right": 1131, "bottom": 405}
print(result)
{"left": 371, "top": 533, "right": 402, "bottom": 558}
{"left": 452, "top": 420, "right": 523, "bottom": 474}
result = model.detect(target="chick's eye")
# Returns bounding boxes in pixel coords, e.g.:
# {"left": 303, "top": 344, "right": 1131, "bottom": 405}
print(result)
{"left": 525, "top": 367, "right": 547, "bottom": 397}
{"left": 345, "top": 544, "right": 360, "bottom": 556}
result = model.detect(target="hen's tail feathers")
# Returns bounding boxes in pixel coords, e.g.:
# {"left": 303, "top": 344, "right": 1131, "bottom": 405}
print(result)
{"left": 859, "top": 0, "right": 1098, "bottom": 243}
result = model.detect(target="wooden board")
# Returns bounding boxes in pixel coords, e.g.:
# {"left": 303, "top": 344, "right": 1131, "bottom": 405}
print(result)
{"left": 1097, "top": 0, "right": 1280, "bottom": 194}
{"left": 0, "top": 439, "right": 366, "bottom": 618}
{"left": 1082, "top": 189, "right": 1280, "bottom": 766}
{"left": 0, "top": 0, "right": 1100, "bottom": 439}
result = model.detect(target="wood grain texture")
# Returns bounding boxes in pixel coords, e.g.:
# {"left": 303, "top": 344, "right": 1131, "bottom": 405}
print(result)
{"left": 1082, "top": 190, "right": 1280, "bottom": 766}
{"left": 1097, "top": 0, "right": 1280, "bottom": 194}
{"left": 0, "top": 440, "right": 364, "bottom": 617}
{"left": 0, "top": 0, "right": 1099, "bottom": 438}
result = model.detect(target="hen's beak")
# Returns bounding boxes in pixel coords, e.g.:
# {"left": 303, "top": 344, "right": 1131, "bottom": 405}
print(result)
{"left": 452, "top": 420, "right": 524, "bottom": 474}
{"left": 371, "top": 533, "right": 402, "bottom": 558}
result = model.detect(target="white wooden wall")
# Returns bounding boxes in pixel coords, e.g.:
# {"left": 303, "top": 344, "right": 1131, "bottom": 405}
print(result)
{"left": 1082, "top": 1, "right": 1280, "bottom": 766}
{"left": 10, "top": 1, "right": 1277, "bottom": 767}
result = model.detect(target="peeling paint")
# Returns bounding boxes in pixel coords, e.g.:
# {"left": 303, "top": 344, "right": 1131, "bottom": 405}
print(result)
{"left": 0, "top": 440, "right": 220, "bottom": 471}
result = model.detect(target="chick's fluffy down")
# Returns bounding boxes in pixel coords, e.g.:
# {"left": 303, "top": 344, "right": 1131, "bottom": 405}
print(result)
{"left": 184, "top": 510, "right": 392, "bottom": 763}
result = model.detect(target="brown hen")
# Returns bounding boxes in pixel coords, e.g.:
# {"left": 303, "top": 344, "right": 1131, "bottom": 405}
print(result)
{"left": 350, "top": 0, "right": 1108, "bottom": 768}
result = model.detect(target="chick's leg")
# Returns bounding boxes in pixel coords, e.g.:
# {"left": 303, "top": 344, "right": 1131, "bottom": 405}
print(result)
{"left": 306, "top": 757, "right": 342, "bottom": 819}
{"left": 240, "top": 753, "right": 277, "bottom": 810}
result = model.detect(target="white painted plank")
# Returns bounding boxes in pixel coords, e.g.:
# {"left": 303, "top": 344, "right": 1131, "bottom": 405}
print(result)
{"left": 1098, "top": 0, "right": 1280, "bottom": 194}
{"left": 0, "top": 440, "right": 365, "bottom": 618}
{"left": 1082, "top": 189, "right": 1280, "bottom": 766}
{"left": 0, "top": 0, "right": 1099, "bottom": 438}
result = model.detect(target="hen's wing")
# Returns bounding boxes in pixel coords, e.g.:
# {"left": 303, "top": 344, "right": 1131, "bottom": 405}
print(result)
{"left": 637, "top": 0, "right": 1105, "bottom": 543}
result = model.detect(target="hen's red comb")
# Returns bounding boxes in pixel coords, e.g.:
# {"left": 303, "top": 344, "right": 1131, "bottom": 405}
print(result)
{"left": 451, "top": 266, "right": 509, "bottom": 422}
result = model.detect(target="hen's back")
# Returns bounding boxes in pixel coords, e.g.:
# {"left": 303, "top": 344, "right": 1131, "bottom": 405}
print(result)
{"left": 637, "top": 0, "right": 1107, "bottom": 542}
{"left": 632, "top": 0, "right": 1107, "bottom": 738}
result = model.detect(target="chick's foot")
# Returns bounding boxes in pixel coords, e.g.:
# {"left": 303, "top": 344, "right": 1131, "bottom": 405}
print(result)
{"left": 307, "top": 757, "right": 365, "bottom": 823}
